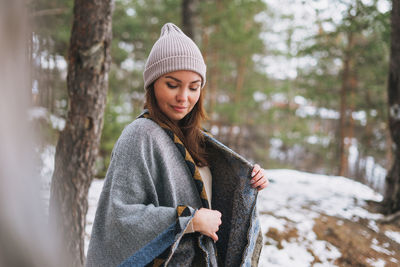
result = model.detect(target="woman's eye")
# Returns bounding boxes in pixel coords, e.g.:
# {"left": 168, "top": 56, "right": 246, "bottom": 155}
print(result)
{"left": 166, "top": 82, "right": 178, "bottom": 89}
{"left": 190, "top": 86, "right": 199, "bottom": 91}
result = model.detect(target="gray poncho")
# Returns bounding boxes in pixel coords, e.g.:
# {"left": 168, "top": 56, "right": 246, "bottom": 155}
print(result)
{"left": 86, "top": 117, "right": 263, "bottom": 267}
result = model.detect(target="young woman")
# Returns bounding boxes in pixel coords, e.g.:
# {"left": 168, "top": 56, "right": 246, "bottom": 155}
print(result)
{"left": 86, "top": 23, "right": 268, "bottom": 267}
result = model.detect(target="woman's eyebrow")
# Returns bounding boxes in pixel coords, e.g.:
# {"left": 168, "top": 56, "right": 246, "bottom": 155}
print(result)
{"left": 190, "top": 79, "right": 201, "bottom": 84}
{"left": 165, "top": 75, "right": 201, "bottom": 84}
{"left": 165, "top": 76, "right": 181, "bottom": 83}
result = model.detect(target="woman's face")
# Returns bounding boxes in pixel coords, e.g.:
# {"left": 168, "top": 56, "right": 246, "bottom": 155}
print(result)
{"left": 154, "top": 70, "right": 202, "bottom": 123}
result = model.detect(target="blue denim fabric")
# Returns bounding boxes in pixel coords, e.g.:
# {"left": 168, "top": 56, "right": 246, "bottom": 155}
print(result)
{"left": 118, "top": 222, "right": 176, "bottom": 267}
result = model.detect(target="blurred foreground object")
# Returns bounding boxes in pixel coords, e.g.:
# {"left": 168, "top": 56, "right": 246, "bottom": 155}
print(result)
{"left": 383, "top": 0, "right": 400, "bottom": 214}
{"left": 0, "top": 0, "right": 67, "bottom": 266}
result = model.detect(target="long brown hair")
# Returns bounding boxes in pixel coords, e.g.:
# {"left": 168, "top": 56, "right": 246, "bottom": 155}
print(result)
{"left": 144, "top": 83, "right": 209, "bottom": 166}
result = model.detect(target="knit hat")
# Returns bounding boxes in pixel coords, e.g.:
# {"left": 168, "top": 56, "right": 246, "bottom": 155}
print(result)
{"left": 143, "top": 23, "right": 206, "bottom": 90}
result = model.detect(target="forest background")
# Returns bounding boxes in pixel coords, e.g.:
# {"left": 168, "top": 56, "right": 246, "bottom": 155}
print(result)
{"left": 31, "top": 0, "right": 391, "bottom": 194}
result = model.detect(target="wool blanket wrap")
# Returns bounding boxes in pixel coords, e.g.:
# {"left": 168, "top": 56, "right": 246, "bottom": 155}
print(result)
{"left": 86, "top": 116, "right": 263, "bottom": 267}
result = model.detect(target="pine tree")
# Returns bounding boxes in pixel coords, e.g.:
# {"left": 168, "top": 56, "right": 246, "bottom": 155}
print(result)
{"left": 48, "top": 0, "right": 114, "bottom": 265}
{"left": 383, "top": 0, "right": 400, "bottom": 214}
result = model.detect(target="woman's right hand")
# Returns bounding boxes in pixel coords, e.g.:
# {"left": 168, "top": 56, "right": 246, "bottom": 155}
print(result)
{"left": 192, "top": 208, "right": 222, "bottom": 242}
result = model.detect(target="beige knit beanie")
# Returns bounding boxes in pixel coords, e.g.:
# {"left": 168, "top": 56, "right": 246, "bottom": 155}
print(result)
{"left": 143, "top": 22, "right": 206, "bottom": 90}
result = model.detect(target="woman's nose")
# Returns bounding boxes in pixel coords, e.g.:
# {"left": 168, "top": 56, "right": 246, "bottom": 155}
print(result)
{"left": 176, "top": 88, "right": 188, "bottom": 102}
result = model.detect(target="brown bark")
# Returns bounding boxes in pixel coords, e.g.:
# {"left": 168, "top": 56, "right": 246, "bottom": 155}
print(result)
{"left": 234, "top": 56, "right": 246, "bottom": 103}
{"left": 209, "top": 50, "right": 219, "bottom": 117}
{"left": 49, "top": 0, "right": 114, "bottom": 266}
{"left": 201, "top": 28, "right": 213, "bottom": 115}
{"left": 383, "top": 0, "right": 400, "bottom": 214}
{"left": 230, "top": 56, "right": 247, "bottom": 151}
{"left": 338, "top": 32, "right": 354, "bottom": 177}
{"left": 386, "top": 126, "right": 393, "bottom": 170}
{"left": 182, "top": 0, "right": 196, "bottom": 39}
{"left": 205, "top": 0, "right": 223, "bottom": 123}
{"left": 47, "top": 49, "right": 53, "bottom": 112}
{"left": 338, "top": 57, "right": 349, "bottom": 176}
{"left": 347, "top": 74, "right": 357, "bottom": 177}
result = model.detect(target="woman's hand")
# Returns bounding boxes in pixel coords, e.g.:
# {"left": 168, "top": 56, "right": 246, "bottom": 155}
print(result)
{"left": 251, "top": 164, "right": 269, "bottom": 191}
{"left": 192, "top": 208, "right": 222, "bottom": 242}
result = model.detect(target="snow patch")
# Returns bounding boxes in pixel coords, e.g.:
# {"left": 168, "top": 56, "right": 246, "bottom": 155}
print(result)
{"left": 385, "top": 231, "right": 400, "bottom": 244}
{"left": 258, "top": 169, "right": 384, "bottom": 266}
{"left": 366, "top": 258, "right": 386, "bottom": 267}
{"left": 85, "top": 179, "right": 104, "bottom": 254}
{"left": 28, "top": 107, "right": 66, "bottom": 131}
{"left": 38, "top": 145, "right": 55, "bottom": 189}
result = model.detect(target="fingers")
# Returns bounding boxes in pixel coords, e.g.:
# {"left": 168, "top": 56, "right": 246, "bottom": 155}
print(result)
{"left": 210, "top": 215, "right": 221, "bottom": 242}
{"left": 257, "top": 179, "right": 269, "bottom": 191}
{"left": 251, "top": 164, "right": 261, "bottom": 178}
{"left": 251, "top": 164, "right": 269, "bottom": 191}
{"left": 250, "top": 164, "right": 263, "bottom": 185}
{"left": 252, "top": 175, "right": 265, "bottom": 187}
{"left": 209, "top": 210, "right": 221, "bottom": 242}
{"left": 214, "top": 210, "right": 222, "bottom": 218}
{"left": 193, "top": 208, "right": 222, "bottom": 241}
{"left": 210, "top": 232, "right": 219, "bottom": 242}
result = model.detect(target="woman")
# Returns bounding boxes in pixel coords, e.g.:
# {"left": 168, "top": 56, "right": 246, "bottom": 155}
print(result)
{"left": 86, "top": 23, "right": 268, "bottom": 267}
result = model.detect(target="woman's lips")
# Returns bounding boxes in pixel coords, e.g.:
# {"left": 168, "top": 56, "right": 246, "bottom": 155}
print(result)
{"left": 172, "top": 105, "right": 187, "bottom": 112}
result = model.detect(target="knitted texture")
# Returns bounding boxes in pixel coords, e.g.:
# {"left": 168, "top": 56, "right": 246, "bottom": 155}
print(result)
{"left": 143, "top": 23, "right": 206, "bottom": 90}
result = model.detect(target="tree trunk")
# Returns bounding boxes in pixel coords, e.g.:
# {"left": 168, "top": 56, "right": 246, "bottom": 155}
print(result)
{"left": 386, "top": 126, "right": 393, "bottom": 170}
{"left": 209, "top": 50, "right": 219, "bottom": 118}
{"left": 231, "top": 56, "right": 247, "bottom": 152}
{"left": 383, "top": 0, "right": 400, "bottom": 214}
{"left": 201, "top": 28, "right": 214, "bottom": 115}
{"left": 205, "top": 0, "right": 223, "bottom": 124}
{"left": 49, "top": 0, "right": 114, "bottom": 266}
{"left": 182, "top": 0, "right": 196, "bottom": 39}
{"left": 338, "top": 56, "right": 349, "bottom": 177}
{"left": 347, "top": 73, "right": 357, "bottom": 177}
{"left": 234, "top": 56, "right": 246, "bottom": 103}
{"left": 338, "top": 32, "right": 354, "bottom": 177}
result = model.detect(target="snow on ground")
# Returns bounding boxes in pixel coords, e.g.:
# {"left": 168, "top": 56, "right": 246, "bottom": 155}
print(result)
{"left": 38, "top": 145, "right": 55, "bottom": 188}
{"left": 385, "top": 230, "right": 400, "bottom": 244}
{"left": 37, "top": 145, "right": 55, "bottom": 216}
{"left": 257, "top": 169, "right": 384, "bottom": 267}
{"left": 85, "top": 179, "right": 104, "bottom": 254}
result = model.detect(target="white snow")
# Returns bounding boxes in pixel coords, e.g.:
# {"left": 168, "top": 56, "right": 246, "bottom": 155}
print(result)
{"left": 257, "top": 169, "right": 385, "bottom": 266}
{"left": 385, "top": 231, "right": 400, "bottom": 244}
{"left": 366, "top": 258, "right": 386, "bottom": 267}
{"left": 260, "top": 242, "right": 315, "bottom": 267}
{"left": 49, "top": 114, "right": 66, "bottom": 130}
{"left": 294, "top": 95, "right": 308, "bottom": 106}
{"left": 371, "top": 238, "right": 395, "bottom": 256}
{"left": 28, "top": 107, "right": 66, "bottom": 131}
{"left": 84, "top": 179, "right": 104, "bottom": 254}
{"left": 295, "top": 105, "right": 340, "bottom": 119}
{"left": 369, "top": 220, "right": 380, "bottom": 233}
{"left": 37, "top": 145, "right": 55, "bottom": 213}
{"left": 253, "top": 91, "right": 267, "bottom": 102}
{"left": 28, "top": 106, "right": 48, "bottom": 120}
{"left": 38, "top": 145, "right": 56, "bottom": 187}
